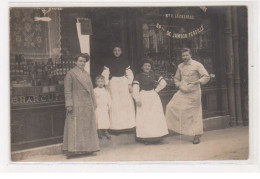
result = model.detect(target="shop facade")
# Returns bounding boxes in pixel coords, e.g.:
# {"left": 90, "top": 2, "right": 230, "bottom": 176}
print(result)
{"left": 10, "top": 6, "right": 248, "bottom": 151}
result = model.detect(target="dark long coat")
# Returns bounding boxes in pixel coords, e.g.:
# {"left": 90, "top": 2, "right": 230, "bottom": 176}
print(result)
{"left": 62, "top": 66, "right": 100, "bottom": 153}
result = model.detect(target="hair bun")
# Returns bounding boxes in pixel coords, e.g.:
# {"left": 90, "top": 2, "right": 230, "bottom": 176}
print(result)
{"left": 74, "top": 53, "right": 90, "bottom": 62}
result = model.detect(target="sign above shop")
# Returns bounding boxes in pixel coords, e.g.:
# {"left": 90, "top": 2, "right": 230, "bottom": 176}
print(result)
{"left": 11, "top": 93, "right": 64, "bottom": 105}
{"left": 165, "top": 14, "right": 194, "bottom": 19}
{"left": 77, "top": 18, "right": 93, "bottom": 35}
{"left": 156, "top": 23, "right": 205, "bottom": 39}
{"left": 154, "top": 7, "right": 208, "bottom": 39}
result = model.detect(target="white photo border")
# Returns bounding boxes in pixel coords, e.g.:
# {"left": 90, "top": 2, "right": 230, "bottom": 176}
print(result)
{"left": 1, "top": 0, "right": 259, "bottom": 172}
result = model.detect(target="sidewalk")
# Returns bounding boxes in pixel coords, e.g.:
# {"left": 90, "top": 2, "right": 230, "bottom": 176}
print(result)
{"left": 18, "top": 126, "right": 249, "bottom": 162}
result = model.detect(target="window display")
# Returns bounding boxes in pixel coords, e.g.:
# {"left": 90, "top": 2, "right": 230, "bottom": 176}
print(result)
{"left": 141, "top": 7, "right": 216, "bottom": 93}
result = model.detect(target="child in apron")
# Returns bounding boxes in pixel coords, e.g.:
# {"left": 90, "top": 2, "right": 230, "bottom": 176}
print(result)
{"left": 94, "top": 75, "right": 111, "bottom": 140}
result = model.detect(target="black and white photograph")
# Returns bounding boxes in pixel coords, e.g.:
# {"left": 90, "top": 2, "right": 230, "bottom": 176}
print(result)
{"left": 5, "top": 1, "right": 254, "bottom": 165}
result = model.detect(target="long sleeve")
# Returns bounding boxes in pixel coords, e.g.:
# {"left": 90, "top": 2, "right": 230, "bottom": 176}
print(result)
{"left": 102, "top": 66, "right": 110, "bottom": 86}
{"left": 174, "top": 67, "right": 181, "bottom": 88}
{"left": 125, "top": 66, "right": 134, "bottom": 85}
{"left": 64, "top": 73, "right": 73, "bottom": 107}
{"left": 197, "top": 64, "right": 210, "bottom": 85}
{"left": 133, "top": 83, "right": 141, "bottom": 102}
{"left": 90, "top": 89, "right": 97, "bottom": 108}
{"left": 106, "top": 90, "right": 112, "bottom": 108}
{"left": 155, "top": 77, "right": 167, "bottom": 93}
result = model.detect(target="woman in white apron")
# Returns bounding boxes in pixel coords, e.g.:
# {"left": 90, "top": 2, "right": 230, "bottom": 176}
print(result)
{"left": 102, "top": 45, "right": 136, "bottom": 134}
{"left": 133, "top": 60, "right": 168, "bottom": 144}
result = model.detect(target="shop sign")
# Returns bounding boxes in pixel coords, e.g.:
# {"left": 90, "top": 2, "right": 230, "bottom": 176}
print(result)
{"left": 156, "top": 23, "right": 204, "bottom": 39}
{"left": 11, "top": 93, "right": 64, "bottom": 105}
{"left": 155, "top": 7, "right": 207, "bottom": 39}
{"left": 165, "top": 14, "right": 194, "bottom": 19}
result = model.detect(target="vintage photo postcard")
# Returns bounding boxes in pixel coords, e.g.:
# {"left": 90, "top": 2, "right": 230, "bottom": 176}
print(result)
{"left": 3, "top": 0, "right": 258, "bottom": 170}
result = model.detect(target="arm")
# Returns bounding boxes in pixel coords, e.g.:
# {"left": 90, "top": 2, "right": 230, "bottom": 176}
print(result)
{"left": 102, "top": 66, "right": 110, "bottom": 86}
{"left": 197, "top": 64, "right": 210, "bottom": 85}
{"left": 132, "top": 82, "right": 141, "bottom": 102}
{"left": 106, "top": 90, "right": 112, "bottom": 108}
{"left": 90, "top": 89, "right": 97, "bottom": 109}
{"left": 133, "top": 82, "right": 142, "bottom": 107}
{"left": 64, "top": 73, "right": 73, "bottom": 108}
{"left": 174, "top": 67, "right": 181, "bottom": 88}
{"left": 125, "top": 66, "right": 134, "bottom": 85}
{"left": 155, "top": 77, "right": 167, "bottom": 93}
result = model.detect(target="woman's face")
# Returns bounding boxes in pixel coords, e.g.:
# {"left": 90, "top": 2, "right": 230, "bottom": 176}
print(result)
{"left": 142, "top": 63, "right": 152, "bottom": 73}
{"left": 113, "top": 47, "right": 122, "bottom": 57}
{"left": 75, "top": 57, "right": 86, "bottom": 70}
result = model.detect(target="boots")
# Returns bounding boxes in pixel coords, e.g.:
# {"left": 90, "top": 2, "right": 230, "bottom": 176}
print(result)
{"left": 103, "top": 129, "right": 111, "bottom": 140}
{"left": 193, "top": 135, "right": 200, "bottom": 144}
{"left": 98, "top": 130, "right": 102, "bottom": 139}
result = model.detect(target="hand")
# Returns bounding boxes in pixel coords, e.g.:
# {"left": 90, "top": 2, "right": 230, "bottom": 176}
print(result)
{"left": 67, "top": 106, "right": 73, "bottom": 112}
{"left": 136, "top": 101, "right": 142, "bottom": 107}
{"left": 179, "top": 86, "right": 188, "bottom": 93}
{"left": 188, "top": 81, "right": 200, "bottom": 85}
{"left": 179, "top": 84, "right": 189, "bottom": 93}
{"left": 128, "top": 84, "right": 133, "bottom": 93}
{"left": 105, "top": 85, "right": 110, "bottom": 90}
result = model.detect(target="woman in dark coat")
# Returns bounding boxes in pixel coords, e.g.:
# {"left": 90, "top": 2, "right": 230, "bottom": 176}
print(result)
{"left": 62, "top": 53, "right": 100, "bottom": 159}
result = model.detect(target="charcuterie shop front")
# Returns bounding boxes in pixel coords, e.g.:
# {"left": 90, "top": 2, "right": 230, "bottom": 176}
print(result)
{"left": 10, "top": 6, "right": 248, "bottom": 151}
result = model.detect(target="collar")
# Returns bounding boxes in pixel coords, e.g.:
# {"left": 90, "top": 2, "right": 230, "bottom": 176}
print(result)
{"left": 114, "top": 56, "right": 122, "bottom": 60}
{"left": 75, "top": 66, "right": 85, "bottom": 73}
{"left": 142, "top": 71, "right": 152, "bottom": 76}
{"left": 71, "top": 67, "right": 91, "bottom": 92}
{"left": 184, "top": 59, "right": 193, "bottom": 65}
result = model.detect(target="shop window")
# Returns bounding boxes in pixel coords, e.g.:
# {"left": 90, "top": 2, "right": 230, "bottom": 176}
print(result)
{"left": 141, "top": 7, "right": 216, "bottom": 92}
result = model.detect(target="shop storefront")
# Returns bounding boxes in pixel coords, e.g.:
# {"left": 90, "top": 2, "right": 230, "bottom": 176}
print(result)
{"left": 10, "top": 7, "right": 248, "bottom": 152}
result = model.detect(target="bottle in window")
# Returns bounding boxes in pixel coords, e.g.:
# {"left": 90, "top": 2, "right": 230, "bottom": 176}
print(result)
{"left": 11, "top": 61, "right": 15, "bottom": 75}
{"left": 54, "top": 61, "right": 57, "bottom": 76}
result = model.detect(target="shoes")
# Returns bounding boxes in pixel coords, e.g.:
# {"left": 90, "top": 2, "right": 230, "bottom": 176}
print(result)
{"left": 66, "top": 151, "right": 97, "bottom": 159}
{"left": 66, "top": 152, "right": 86, "bottom": 159}
{"left": 144, "top": 141, "right": 150, "bottom": 145}
{"left": 98, "top": 130, "right": 103, "bottom": 139}
{"left": 103, "top": 131, "right": 111, "bottom": 140}
{"left": 193, "top": 135, "right": 200, "bottom": 144}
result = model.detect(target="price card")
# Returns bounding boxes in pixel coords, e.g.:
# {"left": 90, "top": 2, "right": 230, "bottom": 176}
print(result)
{"left": 42, "top": 86, "right": 49, "bottom": 94}
{"left": 49, "top": 86, "right": 56, "bottom": 92}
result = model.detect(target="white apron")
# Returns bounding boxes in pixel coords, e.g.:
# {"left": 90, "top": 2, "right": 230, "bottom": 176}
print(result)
{"left": 95, "top": 106, "right": 110, "bottom": 129}
{"left": 94, "top": 88, "right": 111, "bottom": 129}
{"left": 166, "top": 89, "right": 203, "bottom": 136}
{"left": 136, "top": 90, "right": 168, "bottom": 138}
{"left": 166, "top": 59, "right": 210, "bottom": 136}
{"left": 109, "top": 76, "right": 136, "bottom": 130}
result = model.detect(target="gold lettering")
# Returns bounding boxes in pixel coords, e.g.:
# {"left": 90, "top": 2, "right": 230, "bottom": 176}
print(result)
{"left": 26, "top": 96, "right": 33, "bottom": 103}
{"left": 40, "top": 95, "right": 47, "bottom": 102}
{"left": 11, "top": 97, "right": 19, "bottom": 104}
{"left": 19, "top": 96, "right": 26, "bottom": 103}
{"left": 33, "top": 96, "right": 39, "bottom": 103}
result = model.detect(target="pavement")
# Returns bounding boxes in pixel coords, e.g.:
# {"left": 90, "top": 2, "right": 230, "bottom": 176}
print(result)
{"left": 18, "top": 126, "right": 249, "bottom": 162}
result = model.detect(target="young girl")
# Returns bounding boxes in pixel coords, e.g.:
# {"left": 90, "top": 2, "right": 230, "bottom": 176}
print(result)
{"left": 133, "top": 60, "right": 169, "bottom": 144}
{"left": 102, "top": 45, "right": 136, "bottom": 134}
{"left": 94, "top": 75, "right": 111, "bottom": 140}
